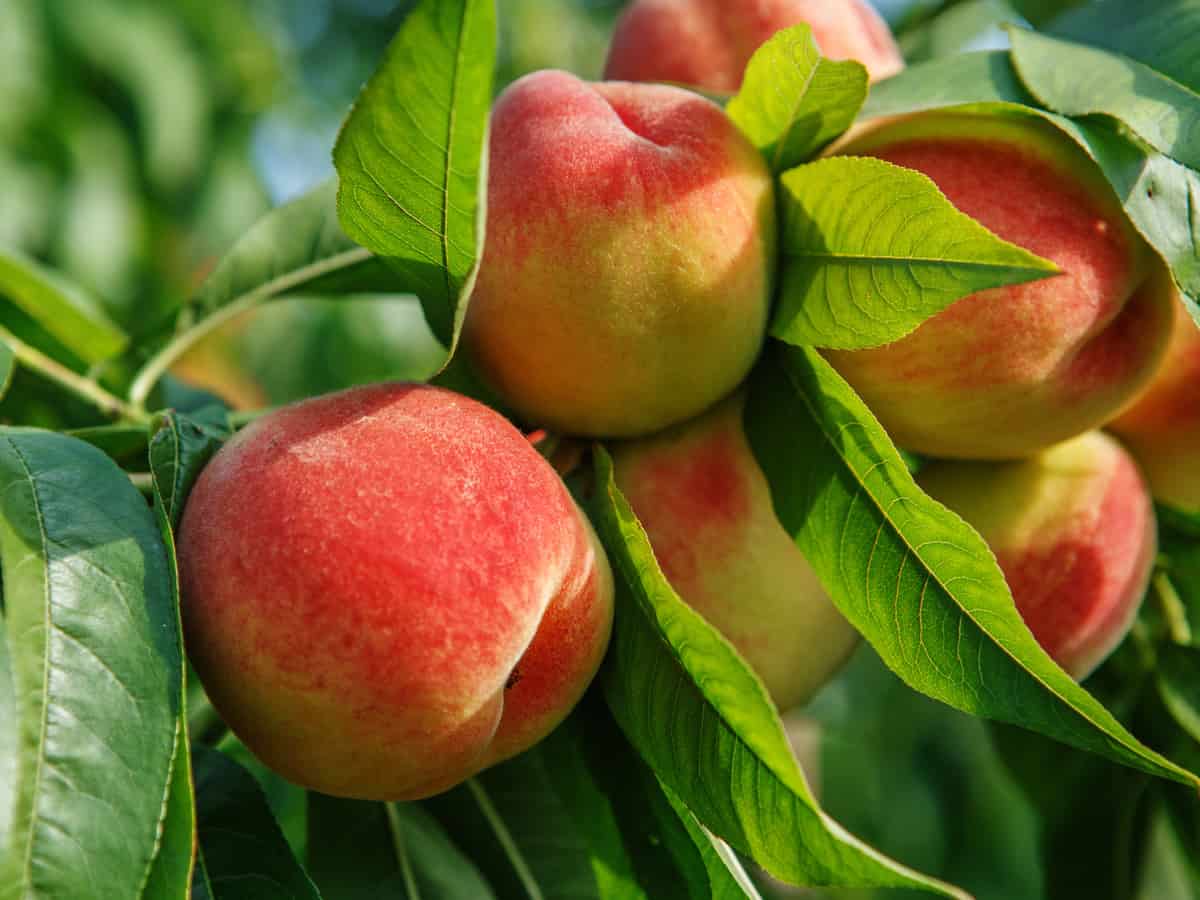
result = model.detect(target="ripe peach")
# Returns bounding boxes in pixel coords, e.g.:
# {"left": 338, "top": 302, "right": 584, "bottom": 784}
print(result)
{"left": 603, "top": 0, "right": 905, "bottom": 92}
{"left": 611, "top": 394, "right": 858, "bottom": 709}
{"left": 918, "top": 431, "right": 1156, "bottom": 680}
{"left": 824, "top": 112, "right": 1176, "bottom": 459}
{"left": 1108, "top": 300, "right": 1200, "bottom": 512}
{"left": 463, "top": 70, "right": 775, "bottom": 438}
{"left": 177, "top": 383, "right": 614, "bottom": 800}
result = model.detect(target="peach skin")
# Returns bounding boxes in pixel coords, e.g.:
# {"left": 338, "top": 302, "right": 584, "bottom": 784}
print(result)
{"left": 612, "top": 394, "right": 858, "bottom": 709}
{"left": 463, "top": 70, "right": 775, "bottom": 438}
{"left": 1109, "top": 299, "right": 1200, "bottom": 512}
{"left": 178, "top": 383, "right": 614, "bottom": 800}
{"left": 919, "top": 431, "right": 1156, "bottom": 680}
{"left": 604, "top": 0, "right": 905, "bottom": 92}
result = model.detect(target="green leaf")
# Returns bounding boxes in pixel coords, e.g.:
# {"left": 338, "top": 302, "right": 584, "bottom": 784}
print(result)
{"left": 862, "top": 50, "right": 1037, "bottom": 120}
{"left": 744, "top": 343, "right": 1199, "bottom": 787}
{"left": 588, "top": 447, "right": 969, "bottom": 898}
{"left": 129, "top": 181, "right": 398, "bottom": 409}
{"left": 149, "top": 408, "right": 231, "bottom": 531}
{"left": 0, "top": 430, "right": 182, "bottom": 900}
{"left": 333, "top": 0, "right": 495, "bottom": 349}
{"left": 1157, "top": 646, "right": 1200, "bottom": 743}
{"left": 1051, "top": 0, "right": 1200, "bottom": 95}
{"left": 66, "top": 424, "right": 150, "bottom": 467}
{"left": 860, "top": 51, "right": 1200, "bottom": 327}
{"left": 0, "top": 246, "right": 127, "bottom": 364}
{"left": 308, "top": 796, "right": 494, "bottom": 900}
{"left": 1009, "top": 27, "right": 1200, "bottom": 172}
{"left": 192, "top": 746, "right": 321, "bottom": 900}
{"left": 727, "top": 25, "right": 868, "bottom": 173}
{"left": 772, "top": 156, "right": 1057, "bottom": 349}
{"left": 900, "top": 0, "right": 1025, "bottom": 64}
{"left": 1138, "top": 803, "right": 1200, "bottom": 900}
{"left": 423, "top": 697, "right": 760, "bottom": 900}
{"left": 0, "top": 340, "right": 14, "bottom": 403}
{"left": 142, "top": 728, "right": 198, "bottom": 899}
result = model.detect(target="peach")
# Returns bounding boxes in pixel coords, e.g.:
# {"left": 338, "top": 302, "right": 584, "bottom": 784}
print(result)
{"left": 603, "top": 0, "right": 905, "bottom": 92}
{"left": 918, "top": 431, "right": 1156, "bottom": 680}
{"left": 824, "top": 112, "right": 1176, "bottom": 459}
{"left": 177, "top": 383, "right": 614, "bottom": 800}
{"left": 463, "top": 70, "right": 775, "bottom": 438}
{"left": 1108, "top": 300, "right": 1200, "bottom": 512}
{"left": 611, "top": 394, "right": 858, "bottom": 709}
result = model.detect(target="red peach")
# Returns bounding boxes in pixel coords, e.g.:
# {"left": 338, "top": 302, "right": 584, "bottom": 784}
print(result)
{"left": 463, "top": 70, "right": 775, "bottom": 438}
{"left": 178, "top": 383, "right": 614, "bottom": 800}
{"left": 612, "top": 394, "right": 858, "bottom": 709}
{"left": 919, "top": 431, "right": 1156, "bottom": 680}
{"left": 1108, "top": 300, "right": 1200, "bottom": 512}
{"left": 825, "top": 112, "right": 1176, "bottom": 459}
{"left": 603, "top": 0, "right": 905, "bottom": 92}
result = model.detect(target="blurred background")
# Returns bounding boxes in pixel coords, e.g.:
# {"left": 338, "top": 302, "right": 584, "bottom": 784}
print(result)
{"left": 13, "top": 2, "right": 1159, "bottom": 899}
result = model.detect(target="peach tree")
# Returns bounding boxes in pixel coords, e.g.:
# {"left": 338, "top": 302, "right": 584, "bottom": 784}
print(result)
{"left": 0, "top": 1, "right": 1198, "bottom": 898}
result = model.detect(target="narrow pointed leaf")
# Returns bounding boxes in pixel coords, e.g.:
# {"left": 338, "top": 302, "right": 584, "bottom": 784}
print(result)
{"left": 1157, "top": 646, "right": 1200, "bottom": 743}
{"left": 141, "top": 727, "right": 198, "bottom": 899}
{"left": 333, "top": 0, "right": 495, "bottom": 350}
{"left": 308, "top": 795, "right": 494, "bottom": 900}
{"left": 860, "top": 52, "right": 1200, "bottom": 323}
{"left": 744, "top": 343, "right": 1199, "bottom": 788}
{"left": 773, "top": 156, "right": 1057, "bottom": 349}
{"left": 0, "top": 247, "right": 127, "bottom": 364}
{"left": 0, "top": 430, "right": 182, "bottom": 900}
{"left": 589, "top": 447, "right": 970, "bottom": 898}
{"left": 422, "top": 697, "right": 761, "bottom": 899}
{"left": 727, "top": 25, "right": 868, "bottom": 172}
{"left": 192, "top": 746, "right": 321, "bottom": 900}
{"left": 1009, "top": 27, "right": 1200, "bottom": 171}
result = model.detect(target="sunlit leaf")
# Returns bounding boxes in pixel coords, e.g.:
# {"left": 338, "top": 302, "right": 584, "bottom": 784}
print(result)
{"left": 333, "top": 0, "right": 495, "bottom": 349}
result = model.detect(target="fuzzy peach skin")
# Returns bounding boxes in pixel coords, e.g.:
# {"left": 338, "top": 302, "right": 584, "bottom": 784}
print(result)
{"left": 612, "top": 394, "right": 858, "bottom": 709}
{"left": 463, "top": 70, "right": 775, "bottom": 438}
{"left": 919, "top": 431, "right": 1156, "bottom": 680}
{"left": 603, "top": 0, "right": 904, "bottom": 92}
{"left": 824, "top": 112, "right": 1176, "bottom": 459}
{"left": 177, "top": 383, "right": 614, "bottom": 800}
{"left": 1108, "top": 300, "right": 1200, "bottom": 511}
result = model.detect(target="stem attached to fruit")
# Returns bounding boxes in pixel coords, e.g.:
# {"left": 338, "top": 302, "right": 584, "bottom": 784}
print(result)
{"left": 125, "top": 246, "right": 374, "bottom": 411}
{"left": 0, "top": 324, "right": 150, "bottom": 425}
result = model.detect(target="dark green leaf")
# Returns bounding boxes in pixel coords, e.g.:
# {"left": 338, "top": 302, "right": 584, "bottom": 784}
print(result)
{"left": 149, "top": 408, "right": 231, "bottom": 531}
{"left": 861, "top": 50, "right": 1037, "bottom": 120}
{"left": 0, "top": 246, "right": 127, "bottom": 364}
{"left": 333, "top": 0, "right": 495, "bottom": 349}
{"left": 773, "top": 155, "right": 1057, "bottom": 349}
{"left": 1051, "top": 0, "right": 1200, "bottom": 94}
{"left": 67, "top": 424, "right": 150, "bottom": 465}
{"left": 142, "top": 728, "right": 198, "bottom": 899}
{"left": 900, "top": 0, "right": 1025, "bottom": 64}
{"left": 589, "top": 446, "right": 969, "bottom": 897}
{"left": 1009, "top": 27, "right": 1200, "bottom": 171}
{"left": 0, "top": 341, "right": 13, "bottom": 403}
{"left": 0, "top": 430, "right": 182, "bottom": 900}
{"left": 744, "top": 343, "right": 1199, "bottom": 787}
{"left": 192, "top": 745, "right": 320, "bottom": 900}
{"left": 727, "top": 25, "right": 868, "bottom": 173}
{"left": 308, "top": 795, "right": 494, "bottom": 900}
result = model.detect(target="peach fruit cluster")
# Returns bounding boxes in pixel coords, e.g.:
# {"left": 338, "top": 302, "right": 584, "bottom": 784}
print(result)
{"left": 177, "top": 0, "right": 1193, "bottom": 801}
